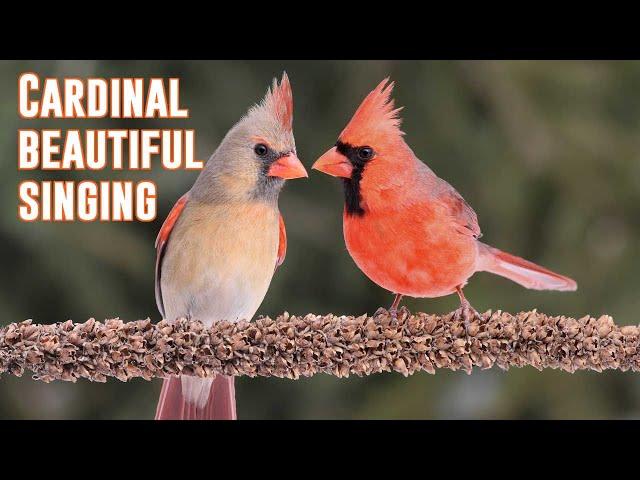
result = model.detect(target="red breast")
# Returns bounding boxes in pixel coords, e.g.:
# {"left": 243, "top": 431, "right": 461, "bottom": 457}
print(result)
{"left": 343, "top": 180, "right": 478, "bottom": 298}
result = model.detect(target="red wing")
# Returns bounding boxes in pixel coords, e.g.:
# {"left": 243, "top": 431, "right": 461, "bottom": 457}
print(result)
{"left": 155, "top": 193, "right": 189, "bottom": 317}
{"left": 435, "top": 179, "right": 482, "bottom": 239}
{"left": 276, "top": 213, "right": 287, "bottom": 270}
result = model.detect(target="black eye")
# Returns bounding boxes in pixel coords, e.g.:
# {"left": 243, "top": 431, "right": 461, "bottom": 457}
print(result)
{"left": 357, "top": 146, "right": 374, "bottom": 160}
{"left": 254, "top": 143, "right": 268, "bottom": 157}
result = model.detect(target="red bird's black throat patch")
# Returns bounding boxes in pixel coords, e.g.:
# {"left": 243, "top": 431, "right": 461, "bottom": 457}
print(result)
{"left": 336, "top": 141, "right": 370, "bottom": 217}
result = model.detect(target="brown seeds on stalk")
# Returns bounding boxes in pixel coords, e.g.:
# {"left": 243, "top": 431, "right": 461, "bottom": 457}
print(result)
{"left": 0, "top": 308, "right": 638, "bottom": 383}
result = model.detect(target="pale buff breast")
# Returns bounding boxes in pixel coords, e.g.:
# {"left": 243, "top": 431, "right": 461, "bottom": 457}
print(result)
{"left": 160, "top": 200, "right": 280, "bottom": 325}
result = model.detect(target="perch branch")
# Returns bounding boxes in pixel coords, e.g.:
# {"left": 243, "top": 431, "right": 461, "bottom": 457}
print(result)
{"left": 1, "top": 309, "right": 638, "bottom": 383}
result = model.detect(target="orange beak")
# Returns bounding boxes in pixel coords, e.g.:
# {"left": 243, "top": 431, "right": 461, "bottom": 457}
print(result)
{"left": 268, "top": 153, "right": 308, "bottom": 180}
{"left": 312, "top": 147, "right": 353, "bottom": 178}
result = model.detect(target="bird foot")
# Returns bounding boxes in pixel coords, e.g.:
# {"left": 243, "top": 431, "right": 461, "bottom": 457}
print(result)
{"left": 453, "top": 301, "right": 483, "bottom": 334}
{"left": 374, "top": 306, "right": 398, "bottom": 319}
{"left": 374, "top": 305, "right": 408, "bottom": 321}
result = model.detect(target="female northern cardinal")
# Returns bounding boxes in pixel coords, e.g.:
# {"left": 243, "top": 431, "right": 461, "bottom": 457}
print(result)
{"left": 154, "top": 73, "right": 307, "bottom": 420}
{"left": 312, "top": 79, "right": 576, "bottom": 321}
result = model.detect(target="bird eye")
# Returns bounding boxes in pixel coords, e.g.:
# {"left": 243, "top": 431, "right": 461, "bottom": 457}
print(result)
{"left": 254, "top": 143, "right": 269, "bottom": 157}
{"left": 357, "top": 146, "right": 374, "bottom": 160}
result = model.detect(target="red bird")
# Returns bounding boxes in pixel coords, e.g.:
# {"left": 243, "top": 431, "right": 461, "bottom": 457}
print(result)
{"left": 154, "top": 73, "right": 307, "bottom": 420}
{"left": 312, "top": 79, "right": 576, "bottom": 321}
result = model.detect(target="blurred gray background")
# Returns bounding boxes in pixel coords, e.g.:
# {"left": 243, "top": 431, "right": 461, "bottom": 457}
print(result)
{"left": 1, "top": 60, "right": 639, "bottom": 419}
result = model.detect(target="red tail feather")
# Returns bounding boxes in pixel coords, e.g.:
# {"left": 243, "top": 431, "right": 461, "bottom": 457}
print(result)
{"left": 155, "top": 376, "right": 237, "bottom": 420}
{"left": 478, "top": 243, "right": 577, "bottom": 291}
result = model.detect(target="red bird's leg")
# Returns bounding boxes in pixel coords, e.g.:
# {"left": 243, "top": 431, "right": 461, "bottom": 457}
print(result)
{"left": 389, "top": 293, "right": 403, "bottom": 316}
{"left": 454, "top": 286, "right": 481, "bottom": 330}
{"left": 374, "top": 293, "right": 403, "bottom": 318}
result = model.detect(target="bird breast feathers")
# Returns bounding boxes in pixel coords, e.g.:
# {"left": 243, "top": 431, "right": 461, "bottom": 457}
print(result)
{"left": 159, "top": 201, "right": 280, "bottom": 321}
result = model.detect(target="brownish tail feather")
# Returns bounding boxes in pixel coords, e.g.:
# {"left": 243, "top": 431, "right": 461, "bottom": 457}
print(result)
{"left": 155, "top": 376, "right": 237, "bottom": 420}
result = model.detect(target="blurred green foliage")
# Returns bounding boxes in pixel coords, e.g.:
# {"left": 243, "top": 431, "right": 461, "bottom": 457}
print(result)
{"left": 1, "top": 60, "right": 639, "bottom": 419}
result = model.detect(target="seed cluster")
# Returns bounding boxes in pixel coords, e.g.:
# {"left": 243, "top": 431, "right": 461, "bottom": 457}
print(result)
{"left": 0, "top": 308, "right": 638, "bottom": 383}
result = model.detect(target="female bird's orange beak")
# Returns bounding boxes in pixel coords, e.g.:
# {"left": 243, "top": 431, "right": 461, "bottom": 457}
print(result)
{"left": 312, "top": 147, "right": 353, "bottom": 178}
{"left": 268, "top": 153, "right": 308, "bottom": 179}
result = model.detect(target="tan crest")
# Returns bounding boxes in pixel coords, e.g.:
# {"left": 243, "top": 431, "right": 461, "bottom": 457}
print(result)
{"left": 260, "top": 72, "right": 294, "bottom": 132}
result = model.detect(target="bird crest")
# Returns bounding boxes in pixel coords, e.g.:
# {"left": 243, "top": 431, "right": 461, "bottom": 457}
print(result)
{"left": 256, "top": 72, "right": 294, "bottom": 133}
{"left": 339, "top": 78, "right": 404, "bottom": 146}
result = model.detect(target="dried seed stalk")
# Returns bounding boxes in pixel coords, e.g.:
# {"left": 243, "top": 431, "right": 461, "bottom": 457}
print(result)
{"left": 0, "top": 308, "right": 637, "bottom": 383}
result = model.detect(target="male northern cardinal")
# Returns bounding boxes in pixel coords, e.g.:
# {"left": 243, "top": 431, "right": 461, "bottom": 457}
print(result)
{"left": 312, "top": 79, "right": 576, "bottom": 320}
{"left": 154, "top": 73, "right": 307, "bottom": 420}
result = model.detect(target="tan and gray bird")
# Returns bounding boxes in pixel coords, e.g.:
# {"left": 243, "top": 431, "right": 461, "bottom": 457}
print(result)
{"left": 154, "top": 73, "right": 307, "bottom": 420}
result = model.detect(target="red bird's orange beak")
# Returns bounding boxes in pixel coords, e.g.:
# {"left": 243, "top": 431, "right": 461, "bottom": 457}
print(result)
{"left": 268, "top": 153, "right": 308, "bottom": 179}
{"left": 312, "top": 147, "right": 353, "bottom": 178}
